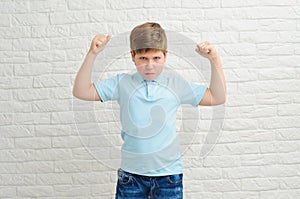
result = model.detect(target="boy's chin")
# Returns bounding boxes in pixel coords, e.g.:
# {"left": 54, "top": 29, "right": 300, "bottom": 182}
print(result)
{"left": 143, "top": 74, "right": 156, "bottom": 81}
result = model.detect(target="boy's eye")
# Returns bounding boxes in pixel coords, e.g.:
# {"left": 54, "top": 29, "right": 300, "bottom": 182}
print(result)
{"left": 139, "top": 57, "right": 147, "bottom": 60}
{"left": 154, "top": 57, "right": 161, "bottom": 60}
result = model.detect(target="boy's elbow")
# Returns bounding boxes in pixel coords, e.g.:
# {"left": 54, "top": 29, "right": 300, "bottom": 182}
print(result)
{"left": 72, "top": 88, "right": 82, "bottom": 99}
{"left": 72, "top": 90, "right": 77, "bottom": 98}
{"left": 211, "top": 95, "right": 226, "bottom": 106}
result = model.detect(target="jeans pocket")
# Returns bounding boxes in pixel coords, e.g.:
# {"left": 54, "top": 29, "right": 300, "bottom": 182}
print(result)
{"left": 167, "top": 174, "right": 183, "bottom": 184}
{"left": 118, "top": 168, "right": 132, "bottom": 185}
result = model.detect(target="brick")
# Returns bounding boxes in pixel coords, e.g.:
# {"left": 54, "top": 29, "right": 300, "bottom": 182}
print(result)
{"left": 32, "top": 25, "right": 70, "bottom": 38}
{"left": 36, "top": 173, "right": 72, "bottom": 185}
{"left": 185, "top": 168, "right": 222, "bottom": 180}
{"left": 34, "top": 149, "right": 72, "bottom": 161}
{"left": 14, "top": 113, "right": 50, "bottom": 125}
{"left": 260, "top": 190, "right": 300, "bottom": 199}
{"left": 278, "top": 103, "right": 300, "bottom": 116}
{"left": 51, "top": 112, "right": 76, "bottom": 124}
{"left": 277, "top": 128, "right": 300, "bottom": 141}
{"left": 280, "top": 177, "right": 300, "bottom": 189}
{"left": 0, "top": 138, "right": 14, "bottom": 150}
{"left": 0, "top": 186, "right": 16, "bottom": 197}
{"left": 222, "top": 191, "right": 259, "bottom": 199}
{"left": 91, "top": 184, "right": 115, "bottom": 196}
{"left": 182, "top": 0, "right": 220, "bottom": 8}
{"left": 13, "top": 38, "right": 50, "bottom": 51}
{"left": 30, "top": 50, "right": 65, "bottom": 62}
{"left": 17, "top": 186, "right": 54, "bottom": 197}
{"left": 72, "top": 172, "right": 111, "bottom": 184}
{"left": 223, "top": 118, "right": 257, "bottom": 131}
{"left": 13, "top": 88, "right": 50, "bottom": 101}
{"left": 32, "top": 99, "right": 71, "bottom": 112}
{"left": 33, "top": 75, "right": 71, "bottom": 88}
{"left": 0, "top": 51, "right": 29, "bottom": 64}
{"left": 0, "top": 125, "right": 34, "bottom": 138}
{"left": 203, "top": 179, "right": 241, "bottom": 192}
{"left": 0, "top": 39, "right": 12, "bottom": 50}
{"left": 17, "top": 161, "right": 53, "bottom": 174}
{"left": 0, "top": 64, "right": 13, "bottom": 76}
{"left": 201, "top": 32, "right": 239, "bottom": 44}
{"left": 0, "top": 1, "right": 29, "bottom": 14}
{"left": 222, "top": 20, "right": 257, "bottom": 31}
{"left": 0, "top": 149, "right": 35, "bottom": 162}
{"left": 52, "top": 136, "right": 83, "bottom": 148}
{"left": 70, "top": 23, "right": 108, "bottom": 36}
{"left": 15, "top": 137, "right": 51, "bottom": 149}
{"left": 54, "top": 160, "right": 92, "bottom": 173}
{"left": 245, "top": 7, "right": 298, "bottom": 19}
{"left": 144, "top": 0, "right": 181, "bottom": 8}
{"left": 12, "top": 13, "right": 49, "bottom": 26}
{"left": 258, "top": 116, "right": 300, "bottom": 129}
{"left": 0, "top": 163, "right": 17, "bottom": 174}
{"left": 0, "top": 113, "right": 13, "bottom": 126}
{"left": 30, "top": 0, "right": 66, "bottom": 12}
{"left": 35, "top": 124, "right": 71, "bottom": 136}
{"left": 226, "top": 95, "right": 256, "bottom": 107}
{"left": 222, "top": 167, "right": 262, "bottom": 179}
{"left": 241, "top": 178, "right": 279, "bottom": 191}
{"left": 223, "top": 0, "right": 297, "bottom": 7}
{"left": 240, "top": 154, "right": 279, "bottom": 166}
{"left": 0, "top": 26, "right": 31, "bottom": 39}
{"left": 0, "top": 174, "right": 35, "bottom": 186}
{"left": 50, "top": 37, "right": 88, "bottom": 50}
{"left": 203, "top": 155, "right": 241, "bottom": 168}
{"left": 107, "top": 0, "right": 143, "bottom": 9}
{"left": 67, "top": 0, "right": 105, "bottom": 10}
{"left": 50, "top": 12, "right": 89, "bottom": 25}
{"left": 205, "top": 8, "right": 249, "bottom": 20}
{"left": 53, "top": 185, "right": 90, "bottom": 197}
{"left": 183, "top": 20, "right": 221, "bottom": 32}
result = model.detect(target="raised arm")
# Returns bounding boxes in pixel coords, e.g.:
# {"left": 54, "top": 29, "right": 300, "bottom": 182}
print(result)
{"left": 195, "top": 41, "right": 226, "bottom": 106}
{"left": 73, "top": 34, "right": 111, "bottom": 101}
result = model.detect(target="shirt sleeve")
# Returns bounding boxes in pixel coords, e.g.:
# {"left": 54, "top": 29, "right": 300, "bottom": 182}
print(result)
{"left": 170, "top": 76, "right": 207, "bottom": 107}
{"left": 186, "top": 81, "right": 207, "bottom": 106}
{"left": 93, "top": 74, "right": 124, "bottom": 102}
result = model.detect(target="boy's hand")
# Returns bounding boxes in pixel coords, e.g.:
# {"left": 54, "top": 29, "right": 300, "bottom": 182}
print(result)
{"left": 89, "top": 34, "right": 111, "bottom": 55}
{"left": 195, "top": 41, "right": 218, "bottom": 61}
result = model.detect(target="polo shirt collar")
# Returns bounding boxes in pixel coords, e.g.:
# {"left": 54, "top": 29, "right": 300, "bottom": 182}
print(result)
{"left": 133, "top": 72, "right": 167, "bottom": 85}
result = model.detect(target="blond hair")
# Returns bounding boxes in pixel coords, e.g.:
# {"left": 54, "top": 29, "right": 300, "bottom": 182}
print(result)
{"left": 130, "top": 22, "right": 167, "bottom": 55}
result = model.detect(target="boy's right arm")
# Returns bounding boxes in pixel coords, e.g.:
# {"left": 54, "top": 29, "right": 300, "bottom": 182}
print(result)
{"left": 73, "top": 34, "right": 111, "bottom": 101}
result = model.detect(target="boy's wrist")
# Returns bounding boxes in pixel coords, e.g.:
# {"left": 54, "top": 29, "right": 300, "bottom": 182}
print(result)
{"left": 209, "top": 55, "right": 222, "bottom": 68}
{"left": 87, "top": 51, "right": 98, "bottom": 59}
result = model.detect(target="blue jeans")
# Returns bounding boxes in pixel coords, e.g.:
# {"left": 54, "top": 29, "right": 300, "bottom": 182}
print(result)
{"left": 115, "top": 168, "right": 183, "bottom": 199}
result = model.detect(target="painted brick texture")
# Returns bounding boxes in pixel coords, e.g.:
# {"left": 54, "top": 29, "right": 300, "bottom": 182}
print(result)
{"left": 0, "top": 0, "right": 300, "bottom": 198}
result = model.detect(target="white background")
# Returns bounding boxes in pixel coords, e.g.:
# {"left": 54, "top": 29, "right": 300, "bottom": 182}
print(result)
{"left": 0, "top": 0, "right": 300, "bottom": 198}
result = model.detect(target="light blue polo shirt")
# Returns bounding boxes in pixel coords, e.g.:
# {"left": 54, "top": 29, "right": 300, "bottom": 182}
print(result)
{"left": 94, "top": 72, "right": 207, "bottom": 176}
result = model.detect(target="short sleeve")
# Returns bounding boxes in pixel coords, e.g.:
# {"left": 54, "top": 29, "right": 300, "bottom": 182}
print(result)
{"left": 186, "top": 82, "right": 207, "bottom": 106}
{"left": 169, "top": 77, "right": 207, "bottom": 107}
{"left": 93, "top": 74, "right": 124, "bottom": 102}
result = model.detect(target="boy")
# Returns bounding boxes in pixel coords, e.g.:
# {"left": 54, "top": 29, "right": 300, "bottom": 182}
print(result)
{"left": 73, "top": 22, "right": 226, "bottom": 198}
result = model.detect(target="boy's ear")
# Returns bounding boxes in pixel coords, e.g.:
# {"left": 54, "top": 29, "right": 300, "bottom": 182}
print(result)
{"left": 130, "top": 50, "right": 135, "bottom": 62}
{"left": 164, "top": 50, "right": 168, "bottom": 59}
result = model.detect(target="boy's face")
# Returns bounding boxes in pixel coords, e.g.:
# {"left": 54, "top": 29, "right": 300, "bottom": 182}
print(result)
{"left": 131, "top": 50, "right": 167, "bottom": 81}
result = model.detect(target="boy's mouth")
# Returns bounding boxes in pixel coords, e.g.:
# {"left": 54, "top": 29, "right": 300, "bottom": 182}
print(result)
{"left": 145, "top": 72, "right": 155, "bottom": 76}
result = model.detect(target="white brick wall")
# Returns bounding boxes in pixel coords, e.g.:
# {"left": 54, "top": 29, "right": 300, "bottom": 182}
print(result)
{"left": 0, "top": 0, "right": 300, "bottom": 198}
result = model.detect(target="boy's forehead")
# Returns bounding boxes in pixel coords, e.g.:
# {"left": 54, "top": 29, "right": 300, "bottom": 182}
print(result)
{"left": 135, "top": 49, "right": 165, "bottom": 55}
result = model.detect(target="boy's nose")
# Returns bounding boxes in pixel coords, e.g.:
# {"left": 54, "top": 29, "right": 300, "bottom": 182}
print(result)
{"left": 146, "top": 60, "right": 155, "bottom": 69}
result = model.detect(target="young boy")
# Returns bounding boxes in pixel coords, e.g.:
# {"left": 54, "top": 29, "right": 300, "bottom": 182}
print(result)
{"left": 73, "top": 22, "right": 226, "bottom": 198}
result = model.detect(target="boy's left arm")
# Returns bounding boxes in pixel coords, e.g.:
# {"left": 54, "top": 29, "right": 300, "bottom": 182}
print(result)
{"left": 195, "top": 42, "right": 226, "bottom": 106}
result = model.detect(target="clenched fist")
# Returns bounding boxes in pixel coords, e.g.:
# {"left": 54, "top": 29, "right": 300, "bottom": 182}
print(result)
{"left": 195, "top": 41, "right": 218, "bottom": 61}
{"left": 89, "top": 34, "right": 111, "bottom": 55}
